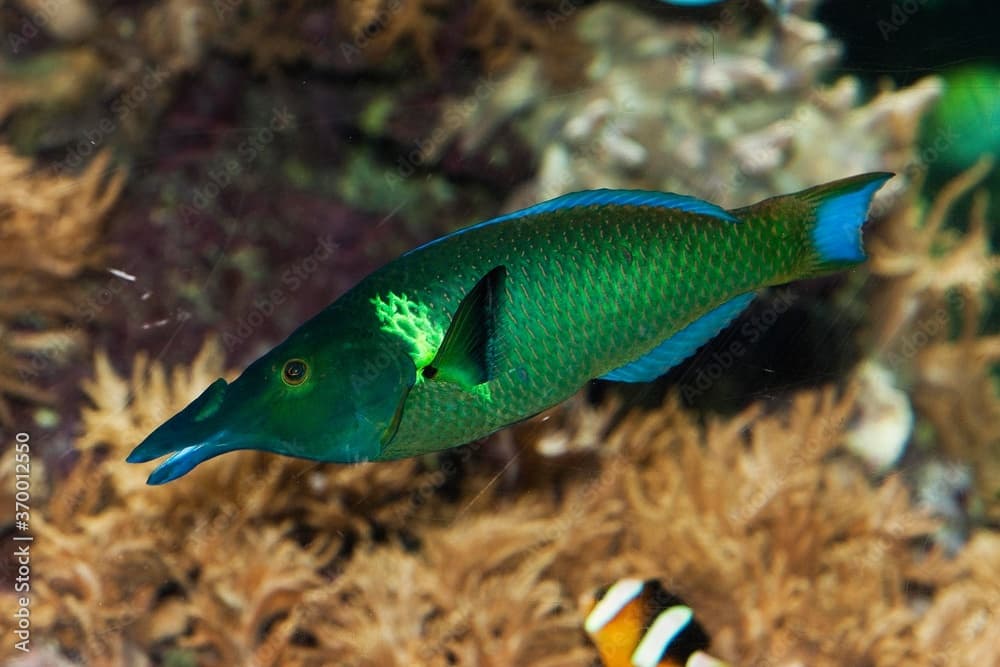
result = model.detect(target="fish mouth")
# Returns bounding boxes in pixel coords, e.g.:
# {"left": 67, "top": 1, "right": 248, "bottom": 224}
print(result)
{"left": 126, "top": 378, "right": 243, "bottom": 484}
{"left": 143, "top": 441, "right": 239, "bottom": 485}
{"left": 133, "top": 429, "right": 267, "bottom": 485}
{"left": 129, "top": 430, "right": 252, "bottom": 485}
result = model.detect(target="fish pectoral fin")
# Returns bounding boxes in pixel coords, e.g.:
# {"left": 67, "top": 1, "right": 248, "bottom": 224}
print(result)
{"left": 357, "top": 352, "right": 416, "bottom": 452}
{"left": 424, "top": 265, "right": 506, "bottom": 391}
{"left": 600, "top": 292, "right": 756, "bottom": 383}
{"left": 378, "top": 384, "right": 411, "bottom": 447}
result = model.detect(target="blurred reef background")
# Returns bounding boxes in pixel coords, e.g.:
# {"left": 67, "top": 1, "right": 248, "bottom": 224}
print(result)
{"left": 0, "top": 0, "right": 999, "bottom": 665}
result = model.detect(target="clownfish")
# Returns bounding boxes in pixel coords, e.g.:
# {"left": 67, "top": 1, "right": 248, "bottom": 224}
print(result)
{"left": 581, "top": 578, "right": 729, "bottom": 667}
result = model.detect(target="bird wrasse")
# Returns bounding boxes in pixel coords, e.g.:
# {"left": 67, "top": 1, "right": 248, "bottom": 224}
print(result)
{"left": 128, "top": 173, "right": 892, "bottom": 484}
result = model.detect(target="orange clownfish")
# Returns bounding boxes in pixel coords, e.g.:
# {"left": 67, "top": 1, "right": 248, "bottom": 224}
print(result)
{"left": 581, "top": 578, "right": 729, "bottom": 667}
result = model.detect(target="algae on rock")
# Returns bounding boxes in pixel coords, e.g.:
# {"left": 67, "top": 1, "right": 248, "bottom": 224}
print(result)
{"left": 447, "top": 1, "right": 939, "bottom": 217}
{"left": 12, "top": 338, "right": 1000, "bottom": 666}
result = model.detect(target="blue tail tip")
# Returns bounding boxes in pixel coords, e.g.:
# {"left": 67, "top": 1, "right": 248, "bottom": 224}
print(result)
{"left": 813, "top": 173, "right": 893, "bottom": 264}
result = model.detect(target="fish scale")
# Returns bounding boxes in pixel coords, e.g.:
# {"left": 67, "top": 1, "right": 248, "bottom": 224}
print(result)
{"left": 127, "top": 173, "right": 891, "bottom": 483}
{"left": 375, "top": 203, "right": 819, "bottom": 458}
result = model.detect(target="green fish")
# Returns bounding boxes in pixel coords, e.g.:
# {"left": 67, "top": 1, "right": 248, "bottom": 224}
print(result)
{"left": 128, "top": 173, "right": 891, "bottom": 484}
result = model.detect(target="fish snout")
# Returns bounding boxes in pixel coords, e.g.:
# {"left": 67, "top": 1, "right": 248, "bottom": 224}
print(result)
{"left": 126, "top": 377, "right": 230, "bottom": 465}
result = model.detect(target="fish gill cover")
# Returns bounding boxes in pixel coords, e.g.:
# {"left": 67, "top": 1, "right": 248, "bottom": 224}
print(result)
{"left": 0, "top": 0, "right": 998, "bottom": 665}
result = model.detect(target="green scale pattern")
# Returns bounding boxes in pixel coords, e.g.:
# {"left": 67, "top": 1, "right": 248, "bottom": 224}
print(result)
{"left": 126, "top": 173, "right": 889, "bottom": 484}
{"left": 347, "top": 197, "right": 817, "bottom": 460}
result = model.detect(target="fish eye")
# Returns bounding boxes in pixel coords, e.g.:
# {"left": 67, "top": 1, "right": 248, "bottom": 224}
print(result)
{"left": 282, "top": 359, "right": 309, "bottom": 386}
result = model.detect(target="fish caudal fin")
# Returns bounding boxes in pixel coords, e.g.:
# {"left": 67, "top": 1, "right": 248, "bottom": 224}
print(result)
{"left": 796, "top": 172, "right": 893, "bottom": 272}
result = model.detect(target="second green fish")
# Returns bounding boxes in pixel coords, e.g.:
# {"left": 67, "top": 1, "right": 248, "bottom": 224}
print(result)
{"left": 128, "top": 173, "right": 892, "bottom": 484}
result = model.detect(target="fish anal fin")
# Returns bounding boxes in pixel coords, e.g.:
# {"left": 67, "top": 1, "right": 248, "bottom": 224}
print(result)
{"left": 600, "top": 293, "right": 755, "bottom": 383}
{"left": 425, "top": 265, "right": 506, "bottom": 391}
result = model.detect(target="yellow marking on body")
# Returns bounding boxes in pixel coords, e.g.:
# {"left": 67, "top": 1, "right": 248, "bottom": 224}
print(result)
{"left": 371, "top": 291, "right": 494, "bottom": 402}
{"left": 371, "top": 292, "right": 444, "bottom": 373}
{"left": 471, "top": 383, "right": 492, "bottom": 402}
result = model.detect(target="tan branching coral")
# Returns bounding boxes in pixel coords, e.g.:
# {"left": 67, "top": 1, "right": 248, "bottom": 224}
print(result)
{"left": 0, "top": 48, "right": 105, "bottom": 124}
{"left": 530, "top": 387, "right": 937, "bottom": 667}
{"left": 866, "top": 158, "right": 1000, "bottom": 519}
{"left": 0, "top": 147, "right": 123, "bottom": 279}
{"left": 0, "top": 146, "right": 124, "bottom": 423}
{"left": 5, "top": 2, "right": 995, "bottom": 666}
{"left": 309, "top": 499, "right": 603, "bottom": 666}
{"left": 8, "top": 167, "right": 997, "bottom": 667}
{"left": 180, "top": 523, "right": 333, "bottom": 667}
{"left": 139, "top": 0, "right": 217, "bottom": 74}
{"left": 452, "top": 1, "right": 940, "bottom": 214}
{"left": 320, "top": 0, "right": 582, "bottom": 79}
{"left": 16, "top": 333, "right": 993, "bottom": 665}
{"left": 887, "top": 531, "right": 1000, "bottom": 667}
{"left": 5, "top": 338, "right": 437, "bottom": 666}
{"left": 11, "top": 0, "right": 98, "bottom": 41}
{"left": 867, "top": 156, "right": 998, "bottom": 349}
{"left": 462, "top": 0, "right": 586, "bottom": 83}
{"left": 334, "top": 0, "right": 445, "bottom": 72}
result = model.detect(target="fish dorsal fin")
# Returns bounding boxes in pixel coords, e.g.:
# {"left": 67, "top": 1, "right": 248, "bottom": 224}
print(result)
{"left": 424, "top": 265, "right": 506, "bottom": 391}
{"left": 488, "top": 189, "right": 740, "bottom": 224}
{"left": 600, "top": 293, "right": 755, "bottom": 383}
{"left": 406, "top": 190, "right": 738, "bottom": 256}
